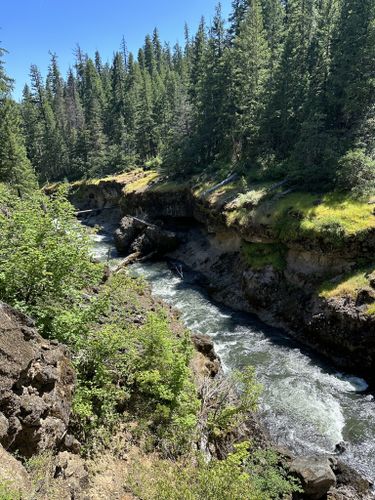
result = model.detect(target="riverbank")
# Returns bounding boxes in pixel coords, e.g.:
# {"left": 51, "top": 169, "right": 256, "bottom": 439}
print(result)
{"left": 66, "top": 169, "right": 375, "bottom": 385}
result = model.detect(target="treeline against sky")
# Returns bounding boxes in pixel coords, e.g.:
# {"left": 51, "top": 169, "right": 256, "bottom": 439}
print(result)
{"left": 1, "top": 0, "right": 375, "bottom": 194}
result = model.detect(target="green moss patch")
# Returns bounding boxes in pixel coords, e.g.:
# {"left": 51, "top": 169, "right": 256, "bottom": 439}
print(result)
{"left": 241, "top": 242, "right": 287, "bottom": 271}
{"left": 319, "top": 266, "right": 375, "bottom": 315}
{"left": 227, "top": 190, "right": 374, "bottom": 247}
{"left": 266, "top": 192, "right": 373, "bottom": 242}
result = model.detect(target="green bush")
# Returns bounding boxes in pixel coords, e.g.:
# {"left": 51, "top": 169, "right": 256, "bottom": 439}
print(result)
{"left": 63, "top": 273, "right": 199, "bottom": 453}
{"left": 337, "top": 149, "right": 375, "bottom": 199}
{"left": 0, "top": 185, "right": 102, "bottom": 336}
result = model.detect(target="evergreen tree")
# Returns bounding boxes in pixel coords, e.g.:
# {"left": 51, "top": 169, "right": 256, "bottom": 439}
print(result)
{"left": 0, "top": 48, "right": 36, "bottom": 193}
{"left": 259, "top": 0, "right": 285, "bottom": 78}
{"left": 144, "top": 35, "right": 156, "bottom": 75}
{"left": 193, "top": 4, "right": 231, "bottom": 165}
{"left": 327, "top": 0, "right": 375, "bottom": 142}
{"left": 82, "top": 58, "right": 107, "bottom": 175}
{"left": 230, "top": 0, "right": 271, "bottom": 165}
{"left": 29, "top": 64, "right": 68, "bottom": 181}
{"left": 265, "top": 0, "right": 316, "bottom": 159}
{"left": 229, "top": 0, "right": 250, "bottom": 40}
{"left": 290, "top": 0, "right": 339, "bottom": 187}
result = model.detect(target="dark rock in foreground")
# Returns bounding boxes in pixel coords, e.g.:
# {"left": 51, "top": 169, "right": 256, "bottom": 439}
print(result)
{"left": 0, "top": 302, "right": 75, "bottom": 457}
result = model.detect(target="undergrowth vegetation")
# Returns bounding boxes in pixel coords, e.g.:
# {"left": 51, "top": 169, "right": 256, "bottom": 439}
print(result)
{"left": 319, "top": 267, "right": 375, "bottom": 313}
{"left": 0, "top": 482, "right": 21, "bottom": 500}
{"left": 67, "top": 273, "right": 199, "bottom": 455}
{"left": 128, "top": 442, "right": 301, "bottom": 500}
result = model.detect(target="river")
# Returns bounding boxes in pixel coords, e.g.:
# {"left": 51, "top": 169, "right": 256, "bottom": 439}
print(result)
{"left": 92, "top": 231, "right": 375, "bottom": 484}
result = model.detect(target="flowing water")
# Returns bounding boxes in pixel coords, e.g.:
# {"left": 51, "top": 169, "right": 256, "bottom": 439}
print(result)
{"left": 93, "top": 232, "right": 375, "bottom": 483}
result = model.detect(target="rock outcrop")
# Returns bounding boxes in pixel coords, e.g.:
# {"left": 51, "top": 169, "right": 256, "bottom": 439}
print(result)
{"left": 0, "top": 302, "right": 75, "bottom": 457}
{"left": 290, "top": 456, "right": 337, "bottom": 499}
{"left": 191, "top": 333, "right": 221, "bottom": 378}
{"left": 114, "top": 215, "right": 179, "bottom": 257}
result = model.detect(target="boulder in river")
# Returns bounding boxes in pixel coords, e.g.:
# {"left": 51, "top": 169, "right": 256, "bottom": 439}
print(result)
{"left": 114, "top": 215, "right": 179, "bottom": 256}
{"left": 289, "top": 456, "right": 336, "bottom": 499}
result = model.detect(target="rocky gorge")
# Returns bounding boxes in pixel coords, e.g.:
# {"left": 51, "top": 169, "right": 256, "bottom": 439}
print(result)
{"left": 69, "top": 170, "right": 375, "bottom": 385}
{"left": 59, "top": 168, "right": 375, "bottom": 497}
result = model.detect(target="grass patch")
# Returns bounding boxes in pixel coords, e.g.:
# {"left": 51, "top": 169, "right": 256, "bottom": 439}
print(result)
{"left": 0, "top": 481, "right": 21, "bottom": 500}
{"left": 367, "top": 303, "right": 375, "bottom": 315}
{"left": 150, "top": 180, "right": 190, "bottom": 193}
{"left": 319, "top": 267, "right": 374, "bottom": 299}
{"left": 241, "top": 242, "right": 287, "bottom": 272}
{"left": 123, "top": 171, "right": 160, "bottom": 193}
{"left": 259, "top": 192, "right": 375, "bottom": 244}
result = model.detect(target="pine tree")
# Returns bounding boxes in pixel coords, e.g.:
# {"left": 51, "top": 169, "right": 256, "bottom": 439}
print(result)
{"left": 290, "top": 0, "right": 339, "bottom": 187}
{"left": 327, "top": 0, "right": 375, "bottom": 139}
{"left": 229, "top": 0, "right": 250, "bottom": 40}
{"left": 0, "top": 48, "right": 37, "bottom": 193}
{"left": 29, "top": 64, "right": 68, "bottom": 181}
{"left": 82, "top": 58, "right": 107, "bottom": 175}
{"left": 144, "top": 35, "right": 156, "bottom": 75}
{"left": 0, "top": 99, "right": 37, "bottom": 193}
{"left": 265, "top": 0, "right": 317, "bottom": 159}
{"left": 193, "top": 4, "right": 231, "bottom": 165}
{"left": 189, "top": 17, "right": 207, "bottom": 102}
{"left": 259, "top": 0, "right": 285, "bottom": 78}
{"left": 230, "top": 0, "right": 271, "bottom": 165}
{"left": 135, "top": 68, "right": 156, "bottom": 159}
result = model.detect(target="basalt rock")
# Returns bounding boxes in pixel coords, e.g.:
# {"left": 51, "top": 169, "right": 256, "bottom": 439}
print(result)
{"left": 0, "top": 302, "right": 75, "bottom": 458}
{"left": 114, "top": 216, "right": 179, "bottom": 257}
{"left": 289, "top": 456, "right": 336, "bottom": 499}
{"left": 54, "top": 451, "right": 89, "bottom": 497}
{"left": 191, "top": 333, "right": 221, "bottom": 377}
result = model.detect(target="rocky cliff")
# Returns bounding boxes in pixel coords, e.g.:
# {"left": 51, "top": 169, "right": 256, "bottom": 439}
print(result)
{"left": 0, "top": 302, "right": 75, "bottom": 458}
{"left": 69, "top": 171, "right": 375, "bottom": 384}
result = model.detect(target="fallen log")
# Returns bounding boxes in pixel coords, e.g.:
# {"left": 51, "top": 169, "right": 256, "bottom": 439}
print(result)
{"left": 114, "top": 250, "right": 157, "bottom": 273}
{"left": 114, "top": 252, "right": 141, "bottom": 273}
{"left": 200, "top": 173, "right": 238, "bottom": 199}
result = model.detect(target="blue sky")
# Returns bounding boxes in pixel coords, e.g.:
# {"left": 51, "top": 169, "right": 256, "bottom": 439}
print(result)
{"left": 1, "top": 0, "right": 232, "bottom": 100}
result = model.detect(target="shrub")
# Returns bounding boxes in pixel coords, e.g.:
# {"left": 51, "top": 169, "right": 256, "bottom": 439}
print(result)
{"left": 127, "top": 442, "right": 301, "bottom": 500}
{"left": 145, "top": 156, "right": 162, "bottom": 170}
{"left": 66, "top": 274, "right": 199, "bottom": 454}
{"left": 0, "top": 185, "right": 102, "bottom": 336}
{"left": 337, "top": 149, "right": 375, "bottom": 199}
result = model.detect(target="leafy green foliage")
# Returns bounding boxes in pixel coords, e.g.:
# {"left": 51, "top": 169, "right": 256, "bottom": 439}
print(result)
{"left": 128, "top": 442, "right": 301, "bottom": 500}
{"left": 54, "top": 272, "right": 200, "bottom": 454}
{"left": 0, "top": 186, "right": 102, "bottom": 335}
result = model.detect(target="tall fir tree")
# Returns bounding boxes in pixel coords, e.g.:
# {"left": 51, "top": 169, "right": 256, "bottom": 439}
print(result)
{"left": 230, "top": 0, "right": 271, "bottom": 166}
{"left": 0, "top": 48, "right": 37, "bottom": 193}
